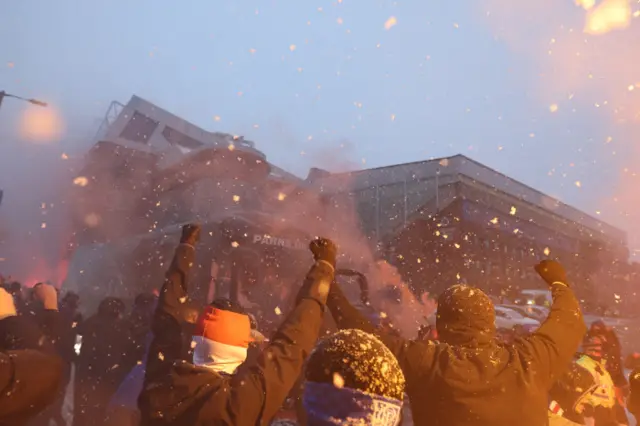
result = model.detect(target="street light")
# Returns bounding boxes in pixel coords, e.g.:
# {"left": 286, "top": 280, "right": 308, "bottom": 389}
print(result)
{"left": 0, "top": 92, "right": 48, "bottom": 210}
{"left": 0, "top": 90, "right": 48, "bottom": 110}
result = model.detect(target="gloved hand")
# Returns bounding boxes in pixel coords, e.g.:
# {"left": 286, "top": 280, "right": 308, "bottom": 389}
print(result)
{"left": 183, "top": 305, "right": 199, "bottom": 324}
{"left": 0, "top": 288, "right": 17, "bottom": 320}
{"left": 309, "top": 238, "right": 337, "bottom": 269}
{"left": 534, "top": 260, "right": 569, "bottom": 287}
{"left": 296, "top": 238, "right": 337, "bottom": 306}
{"left": 181, "top": 224, "right": 201, "bottom": 246}
{"left": 32, "top": 283, "right": 59, "bottom": 311}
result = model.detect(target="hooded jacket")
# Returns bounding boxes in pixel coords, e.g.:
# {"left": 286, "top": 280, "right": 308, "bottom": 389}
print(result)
{"left": 138, "top": 243, "right": 330, "bottom": 426}
{"left": 327, "top": 282, "right": 586, "bottom": 426}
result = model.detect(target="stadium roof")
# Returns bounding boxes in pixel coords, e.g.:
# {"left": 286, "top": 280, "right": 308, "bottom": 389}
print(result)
{"left": 308, "top": 154, "right": 627, "bottom": 246}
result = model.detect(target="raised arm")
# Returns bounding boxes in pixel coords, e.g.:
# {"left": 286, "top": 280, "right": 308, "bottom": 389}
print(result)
{"left": 326, "top": 277, "right": 435, "bottom": 389}
{"left": 204, "top": 238, "right": 334, "bottom": 424}
{"left": 516, "top": 260, "right": 587, "bottom": 388}
{"left": 145, "top": 224, "right": 201, "bottom": 382}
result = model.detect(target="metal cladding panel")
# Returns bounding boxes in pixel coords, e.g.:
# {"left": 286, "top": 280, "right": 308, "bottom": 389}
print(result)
{"left": 309, "top": 154, "right": 627, "bottom": 248}
{"left": 451, "top": 156, "right": 626, "bottom": 246}
{"left": 460, "top": 200, "right": 578, "bottom": 253}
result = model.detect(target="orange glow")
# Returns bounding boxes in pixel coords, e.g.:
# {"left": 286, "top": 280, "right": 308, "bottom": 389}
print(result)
{"left": 584, "top": 0, "right": 632, "bottom": 35}
{"left": 384, "top": 16, "right": 397, "bottom": 30}
{"left": 19, "top": 105, "right": 64, "bottom": 143}
{"left": 576, "top": 0, "right": 596, "bottom": 10}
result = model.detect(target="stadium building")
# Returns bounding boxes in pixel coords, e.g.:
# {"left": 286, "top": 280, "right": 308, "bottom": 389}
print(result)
{"left": 67, "top": 95, "right": 633, "bottom": 312}
{"left": 308, "top": 155, "right": 629, "bottom": 307}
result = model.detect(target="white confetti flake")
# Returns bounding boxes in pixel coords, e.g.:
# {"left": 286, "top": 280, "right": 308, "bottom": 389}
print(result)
{"left": 333, "top": 372, "right": 345, "bottom": 388}
{"left": 73, "top": 176, "right": 88, "bottom": 187}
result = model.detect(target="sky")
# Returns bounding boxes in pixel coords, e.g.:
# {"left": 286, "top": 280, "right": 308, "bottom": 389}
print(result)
{"left": 1, "top": 0, "right": 639, "bottom": 270}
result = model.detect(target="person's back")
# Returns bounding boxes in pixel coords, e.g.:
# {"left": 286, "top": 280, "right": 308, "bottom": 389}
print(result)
{"left": 410, "top": 288, "right": 552, "bottom": 425}
{"left": 326, "top": 260, "right": 587, "bottom": 426}
{"left": 138, "top": 225, "right": 335, "bottom": 426}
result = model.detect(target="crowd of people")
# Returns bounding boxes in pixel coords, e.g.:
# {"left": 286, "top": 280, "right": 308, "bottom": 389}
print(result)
{"left": 1, "top": 223, "right": 640, "bottom": 426}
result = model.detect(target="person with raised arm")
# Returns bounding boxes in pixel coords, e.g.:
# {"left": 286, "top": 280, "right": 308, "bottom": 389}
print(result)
{"left": 326, "top": 259, "right": 586, "bottom": 426}
{"left": 138, "top": 224, "right": 334, "bottom": 426}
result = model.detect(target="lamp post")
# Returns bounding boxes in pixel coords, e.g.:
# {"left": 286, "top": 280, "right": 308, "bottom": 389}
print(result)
{"left": 0, "top": 92, "right": 47, "bottom": 209}
{"left": 0, "top": 91, "right": 48, "bottom": 110}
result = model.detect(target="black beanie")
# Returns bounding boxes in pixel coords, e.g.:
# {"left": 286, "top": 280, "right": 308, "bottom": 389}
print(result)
{"left": 305, "top": 329, "right": 405, "bottom": 400}
{"left": 436, "top": 284, "right": 495, "bottom": 345}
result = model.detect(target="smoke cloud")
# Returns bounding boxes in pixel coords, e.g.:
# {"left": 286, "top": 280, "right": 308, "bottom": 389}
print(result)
{"left": 478, "top": 0, "right": 640, "bottom": 257}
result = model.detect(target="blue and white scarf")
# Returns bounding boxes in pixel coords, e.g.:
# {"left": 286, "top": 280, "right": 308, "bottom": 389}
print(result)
{"left": 303, "top": 381, "right": 403, "bottom": 426}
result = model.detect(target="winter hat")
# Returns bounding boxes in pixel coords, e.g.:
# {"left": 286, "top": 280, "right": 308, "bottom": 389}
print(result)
{"left": 436, "top": 284, "right": 495, "bottom": 346}
{"left": 0, "top": 288, "right": 17, "bottom": 320}
{"left": 304, "top": 329, "right": 405, "bottom": 425}
{"left": 582, "top": 334, "right": 605, "bottom": 361}
{"left": 192, "top": 298, "right": 253, "bottom": 375}
{"left": 98, "top": 297, "right": 126, "bottom": 320}
{"left": 134, "top": 292, "right": 157, "bottom": 310}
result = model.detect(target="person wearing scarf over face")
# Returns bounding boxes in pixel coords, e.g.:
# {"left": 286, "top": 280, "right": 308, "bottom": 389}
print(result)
{"left": 302, "top": 329, "right": 406, "bottom": 426}
{"left": 138, "top": 224, "right": 335, "bottom": 426}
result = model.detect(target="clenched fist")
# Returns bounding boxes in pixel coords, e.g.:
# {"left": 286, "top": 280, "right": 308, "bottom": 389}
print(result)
{"left": 534, "top": 260, "right": 568, "bottom": 287}
{"left": 309, "top": 238, "right": 337, "bottom": 269}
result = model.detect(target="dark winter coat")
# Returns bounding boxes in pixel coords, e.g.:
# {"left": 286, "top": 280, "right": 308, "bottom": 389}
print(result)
{"left": 327, "top": 283, "right": 586, "bottom": 426}
{"left": 74, "top": 301, "right": 131, "bottom": 426}
{"left": 138, "top": 243, "right": 329, "bottom": 426}
{"left": 0, "top": 308, "right": 63, "bottom": 426}
{"left": 0, "top": 309, "right": 60, "bottom": 354}
{"left": 0, "top": 349, "right": 63, "bottom": 426}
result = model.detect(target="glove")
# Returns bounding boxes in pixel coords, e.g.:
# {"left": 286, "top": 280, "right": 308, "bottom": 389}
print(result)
{"left": 181, "top": 224, "right": 201, "bottom": 246}
{"left": 534, "top": 260, "right": 569, "bottom": 287}
{"left": 183, "top": 305, "right": 199, "bottom": 324}
{"left": 309, "top": 238, "right": 337, "bottom": 269}
{"left": 296, "top": 238, "right": 337, "bottom": 306}
{"left": 0, "top": 288, "right": 17, "bottom": 320}
{"left": 32, "top": 283, "right": 58, "bottom": 310}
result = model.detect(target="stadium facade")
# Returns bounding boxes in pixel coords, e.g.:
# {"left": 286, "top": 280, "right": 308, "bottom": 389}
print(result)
{"left": 308, "top": 155, "right": 629, "bottom": 306}
{"left": 71, "top": 95, "right": 632, "bottom": 311}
